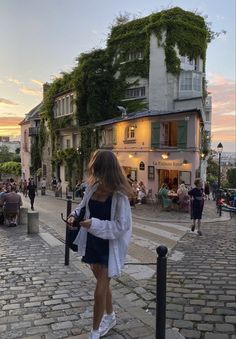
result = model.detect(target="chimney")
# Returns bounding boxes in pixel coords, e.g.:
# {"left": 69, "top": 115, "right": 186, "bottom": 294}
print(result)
{"left": 43, "top": 82, "right": 50, "bottom": 99}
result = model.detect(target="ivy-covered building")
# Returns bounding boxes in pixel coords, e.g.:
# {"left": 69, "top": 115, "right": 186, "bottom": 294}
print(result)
{"left": 19, "top": 103, "right": 42, "bottom": 182}
{"left": 94, "top": 7, "right": 212, "bottom": 191}
{"left": 37, "top": 7, "right": 212, "bottom": 192}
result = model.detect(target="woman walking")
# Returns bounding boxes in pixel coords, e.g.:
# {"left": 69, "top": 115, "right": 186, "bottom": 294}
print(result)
{"left": 67, "top": 150, "right": 133, "bottom": 338}
{"left": 188, "top": 178, "right": 204, "bottom": 236}
{"left": 27, "top": 178, "right": 37, "bottom": 211}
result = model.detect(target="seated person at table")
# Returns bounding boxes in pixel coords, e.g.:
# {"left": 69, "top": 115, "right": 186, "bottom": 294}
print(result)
{"left": 177, "top": 183, "right": 190, "bottom": 212}
{"left": 157, "top": 184, "right": 172, "bottom": 210}
{"left": 1, "top": 185, "right": 22, "bottom": 226}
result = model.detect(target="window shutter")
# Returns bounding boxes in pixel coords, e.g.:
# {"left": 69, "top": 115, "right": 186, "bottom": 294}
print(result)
{"left": 112, "top": 126, "right": 117, "bottom": 145}
{"left": 151, "top": 122, "right": 160, "bottom": 148}
{"left": 177, "top": 120, "right": 187, "bottom": 149}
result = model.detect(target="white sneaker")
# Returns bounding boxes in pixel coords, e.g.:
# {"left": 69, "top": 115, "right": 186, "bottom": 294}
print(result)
{"left": 99, "top": 312, "right": 116, "bottom": 337}
{"left": 89, "top": 330, "right": 100, "bottom": 339}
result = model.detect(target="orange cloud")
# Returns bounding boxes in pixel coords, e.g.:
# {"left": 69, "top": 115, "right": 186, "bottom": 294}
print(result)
{"left": 0, "top": 98, "right": 18, "bottom": 106}
{"left": 208, "top": 74, "right": 236, "bottom": 151}
{"left": 0, "top": 117, "right": 22, "bottom": 137}
{"left": 20, "top": 86, "right": 42, "bottom": 97}
{"left": 31, "top": 79, "right": 43, "bottom": 86}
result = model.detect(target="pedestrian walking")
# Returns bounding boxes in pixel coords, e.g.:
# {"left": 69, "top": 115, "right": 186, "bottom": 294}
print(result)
{"left": 51, "top": 176, "right": 57, "bottom": 192}
{"left": 67, "top": 150, "right": 133, "bottom": 339}
{"left": 41, "top": 177, "right": 46, "bottom": 195}
{"left": 204, "top": 181, "right": 210, "bottom": 200}
{"left": 23, "top": 179, "right": 28, "bottom": 197}
{"left": 27, "top": 178, "right": 37, "bottom": 211}
{"left": 188, "top": 178, "right": 204, "bottom": 236}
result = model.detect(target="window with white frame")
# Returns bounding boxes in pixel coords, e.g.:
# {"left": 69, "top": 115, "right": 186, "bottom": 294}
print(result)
{"left": 53, "top": 93, "right": 74, "bottom": 118}
{"left": 128, "top": 51, "right": 144, "bottom": 61}
{"left": 179, "top": 71, "right": 202, "bottom": 92}
{"left": 125, "top": 87, "right": 145, "bottom": 99}
{"left": 126, "top": 125, "right": 136, "bottom": 141}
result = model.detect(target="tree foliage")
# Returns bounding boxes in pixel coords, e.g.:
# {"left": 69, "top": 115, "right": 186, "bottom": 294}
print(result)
{"left": 0, "top": 161, "right": 21, "bottom": 176}
{"left": 0, "top": 145, "right": 21, "bottom": 163}
{"left": 206, "top": 156, "right": 218, "bottom": 183}
{"left": 227, "top": 168, "right": 236, "bottom": 188}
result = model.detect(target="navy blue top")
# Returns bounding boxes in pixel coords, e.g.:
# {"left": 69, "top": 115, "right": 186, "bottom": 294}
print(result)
{"left": 188, "top": 187, "right": 204, "bottom": 219}
{"left": 82, "top": 195, "right": 112, "bottom": 266}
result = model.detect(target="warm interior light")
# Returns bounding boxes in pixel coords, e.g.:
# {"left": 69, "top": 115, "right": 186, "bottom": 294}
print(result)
{"left": 128, "top": 154, "right": 133, "bottom": 158}
{"left": 161, "top": 153, "right": 169, "bottom": 160}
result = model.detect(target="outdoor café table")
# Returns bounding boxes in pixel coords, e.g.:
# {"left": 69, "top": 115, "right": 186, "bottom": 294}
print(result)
{"left": 168, "top": 192, "right": 179, "bottom": 209}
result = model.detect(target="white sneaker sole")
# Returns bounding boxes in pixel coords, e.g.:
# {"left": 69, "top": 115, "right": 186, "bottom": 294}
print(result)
{"left": 99, "top": 319, "right": 116, "bottom": 337}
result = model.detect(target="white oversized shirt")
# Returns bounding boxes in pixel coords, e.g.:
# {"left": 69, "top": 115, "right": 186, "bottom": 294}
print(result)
{"left": 72, "top": 183, "right": 132, "bottom": 278}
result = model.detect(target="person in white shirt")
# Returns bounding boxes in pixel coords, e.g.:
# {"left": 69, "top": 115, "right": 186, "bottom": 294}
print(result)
{"left": 67, "top": 150, "right": 133, "bottom": 339}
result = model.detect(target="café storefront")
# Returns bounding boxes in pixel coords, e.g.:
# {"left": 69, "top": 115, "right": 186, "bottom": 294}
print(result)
{"left": 154, "top": 159, "right": 192, "bottom": 190}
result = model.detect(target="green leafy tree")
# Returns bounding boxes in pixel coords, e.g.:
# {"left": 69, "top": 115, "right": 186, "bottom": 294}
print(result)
{"left": 0, "top": 145, "right": 12, "bottom": 163}
{"left": 0, "top": 145, "right": 21, "bottom": 163}
{"left": 0, "top": 161, "right": 21, "bottom": 176}
{"left": 227, "top": 168, "right": 236, "bottom": 188}
{"left": 206, "top": 156, "right": 218, "bottom": 183}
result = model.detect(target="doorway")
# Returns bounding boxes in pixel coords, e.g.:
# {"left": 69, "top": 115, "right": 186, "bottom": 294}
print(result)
{"left": 158, "top": 169, "right": 179, "bottom": 190}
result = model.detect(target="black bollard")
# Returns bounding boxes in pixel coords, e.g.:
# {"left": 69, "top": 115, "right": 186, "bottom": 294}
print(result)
{"left": 156, "top": 245, "right": 168, "bottom": 339}
{"left": 64, "top": 196, "right": 72, "bottom": 265}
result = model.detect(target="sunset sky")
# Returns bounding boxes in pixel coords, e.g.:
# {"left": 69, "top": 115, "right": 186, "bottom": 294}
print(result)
{"left": 0, "top": 0, "right": 235, "bottom": 152}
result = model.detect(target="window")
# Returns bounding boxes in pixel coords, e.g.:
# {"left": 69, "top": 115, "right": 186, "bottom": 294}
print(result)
{"left": 127, "top": 126, "right": 136, "bottom": 140}
{"left": 179, "top": 71, "right": 202, "bottom": 92}
{"left": 54, "top": 93, "right": 74, "bottom": 118}
{"left": 148, "top": 166, "right": 155, "bottom": 180}
{"left": 125, "top": 87, "right": 145, "bottom": 99}
{"left": 66, "top": 96, "right": 69, "bottom": 113}
{"left": 161, "top": 122, "right": 177, "bottom": 147}
{"left": 70, "top": 95, "right": 74, "bottom": 113}
{"left": 128, "top": 51, "right": 144, "bottom": 61}
{"left": 66, "top": 139, "right": 71, "bottom": 148}
{"left": 43, "top": 164, "right": 47, "bottom": 177}
{"left": 104, "top": 129, "right": 113, "bottom": 146}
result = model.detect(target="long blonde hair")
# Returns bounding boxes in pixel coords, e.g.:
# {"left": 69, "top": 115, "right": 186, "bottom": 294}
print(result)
{"left": 87, "top": 150, "right": 134, "bottom": 197}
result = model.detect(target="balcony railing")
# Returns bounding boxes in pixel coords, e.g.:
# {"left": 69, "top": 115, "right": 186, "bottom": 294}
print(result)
{"left": 29, "top": 127, "right": 40, "bottom": 136}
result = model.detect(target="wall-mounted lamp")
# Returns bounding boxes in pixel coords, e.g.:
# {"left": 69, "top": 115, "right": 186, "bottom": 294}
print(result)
{"left": 128, "top": 154, "right": 133, "bottom": 158}
{"left": 161, "top": 152, "right": 169, "bottom": 160}
{"left": 183, "top": 159, "right": 188, "bottom": 165}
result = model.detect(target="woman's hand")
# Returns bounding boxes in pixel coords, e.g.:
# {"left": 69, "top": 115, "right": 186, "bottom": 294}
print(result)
{"left": 66, "top": 216, "right": 76, "bottom": 229}
{"left": 79, "top": 219, "right": 92, "bottom": 229}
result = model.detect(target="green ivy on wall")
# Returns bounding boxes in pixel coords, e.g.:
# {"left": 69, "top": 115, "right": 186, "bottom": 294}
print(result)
{"left": 39, "top": 7, "right": 211, "bottom": 165}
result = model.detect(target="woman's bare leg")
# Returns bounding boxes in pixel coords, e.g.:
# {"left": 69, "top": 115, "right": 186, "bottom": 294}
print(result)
{"left": 91, "top": 264, "right": 111, "bottom": 330}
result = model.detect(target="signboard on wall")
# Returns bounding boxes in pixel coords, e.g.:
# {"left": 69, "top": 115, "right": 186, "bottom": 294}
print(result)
{"left": 154, "top": 160, "right": 191, "bottom": 171}
{"left": 139, "top": 161, "right": 145, "bottom": 170}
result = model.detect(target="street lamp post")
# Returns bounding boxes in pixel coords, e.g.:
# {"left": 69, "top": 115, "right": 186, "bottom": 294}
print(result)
{"left": 217, "top": 142, "right": 223, "bottom": 216}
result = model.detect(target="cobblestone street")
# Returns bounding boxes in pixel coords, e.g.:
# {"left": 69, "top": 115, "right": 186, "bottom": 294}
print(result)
{"left": 0, "top": 200, "right": 235, "bottom": 338}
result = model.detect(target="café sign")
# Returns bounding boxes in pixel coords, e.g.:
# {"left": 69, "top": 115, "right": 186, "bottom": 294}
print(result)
{"left": 154, "top": 160, "right": 189, "bottom": 170}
